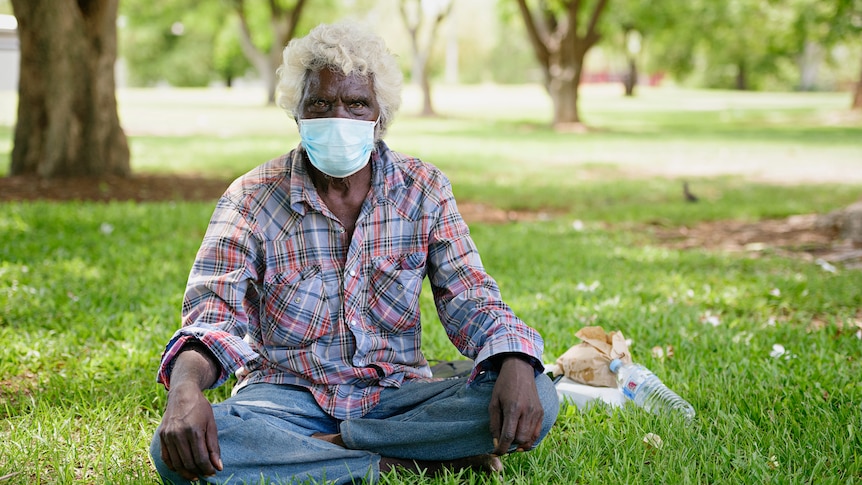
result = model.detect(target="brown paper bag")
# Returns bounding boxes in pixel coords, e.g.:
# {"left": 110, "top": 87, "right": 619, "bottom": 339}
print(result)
{"left": 554, "top": 326, "right": 632, "bottom": 388}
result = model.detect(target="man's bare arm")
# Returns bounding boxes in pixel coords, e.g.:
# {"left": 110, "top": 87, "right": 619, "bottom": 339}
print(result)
{"left": 157, "top": 344, "right": 223, "bottom": 480}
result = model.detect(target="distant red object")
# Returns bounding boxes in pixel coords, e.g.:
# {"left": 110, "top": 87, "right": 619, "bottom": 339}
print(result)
{"left": 582, "top": 71, "right": 664, "bottom": 86}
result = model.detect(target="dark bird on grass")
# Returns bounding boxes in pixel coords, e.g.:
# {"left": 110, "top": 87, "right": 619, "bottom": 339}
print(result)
{"left": 683, "top": 181, "right": 699, "bottom": 203}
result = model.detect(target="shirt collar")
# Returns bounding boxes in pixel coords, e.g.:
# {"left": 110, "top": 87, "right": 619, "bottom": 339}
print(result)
{"left": 288, "top": 141, "right": 407, "bottom": 215}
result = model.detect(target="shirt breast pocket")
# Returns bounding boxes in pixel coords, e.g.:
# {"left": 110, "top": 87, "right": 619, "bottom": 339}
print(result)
{"left": 367, "top": 252, "right": 426, "bottom": 333}
{"left": 262, "top": 265, "right": 330, "bottom": 348}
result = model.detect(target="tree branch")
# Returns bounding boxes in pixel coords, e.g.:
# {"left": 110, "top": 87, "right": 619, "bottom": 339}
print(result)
{"left": 516, "top": 0, "right": 550, "bottom": 69}
{"left": 584, "top": 0, "right": 609, "bottom": 47}
{"left": 399, "top": 0, "right": 421, "bottom": 56}
{"left": 233, "top": 0, "right": 268, "bottom": 74}
{"left": 284, "top": 0, "right": 308, "bottom": 42}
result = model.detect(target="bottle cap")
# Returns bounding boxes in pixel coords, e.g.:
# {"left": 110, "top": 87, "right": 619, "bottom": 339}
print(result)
{"left": 609, "top": 359, "right": 622, "bottom": 373}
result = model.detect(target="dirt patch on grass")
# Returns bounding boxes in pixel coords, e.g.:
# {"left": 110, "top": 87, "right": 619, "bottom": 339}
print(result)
{"left": 1, "top": 174, "right": 860, "bottom": 269}
{"left": 0, "top": 174, "right": 234, "bottom": 203}
{"left": 646, "top": 213, "right": 862, "bottom": 270}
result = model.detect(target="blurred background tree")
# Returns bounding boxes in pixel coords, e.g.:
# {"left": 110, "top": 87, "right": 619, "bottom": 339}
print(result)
{"left": 115, "top": 0, "right": 862, "bottom": 111}
{"left": 398, "top": 0, "right": 454, "bottom": 117}
{"left": 120, "top": 0, "right": 341, "bottom": 103}
{"left": 512, "top": 0, "right": 610, "bottom": 128}
{"left": 830, "top": 0, "right": 862, "bottom": 108}
{"left": 9, "top": 0, "right": 129, "bottom": 178}
{"left": 3, "top": 0, "right": 861, "bottom": 181}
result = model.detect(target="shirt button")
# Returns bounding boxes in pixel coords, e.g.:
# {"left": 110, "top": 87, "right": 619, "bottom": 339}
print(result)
{"left": 350, "top": 320, "right": 357, "bottom": 327}
{"left": 339, "top": 227, "right": 345, "bottom": 233}
{"left": 349, "top": 270, "right": 356, "bottom": 277}
{"left": 294, "top": 297, "right": 301, "bottom": 303}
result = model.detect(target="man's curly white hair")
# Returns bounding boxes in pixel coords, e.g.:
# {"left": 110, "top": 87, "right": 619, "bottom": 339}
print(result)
{"left": 276, "top": 22, "right": 403, "bottom": 140}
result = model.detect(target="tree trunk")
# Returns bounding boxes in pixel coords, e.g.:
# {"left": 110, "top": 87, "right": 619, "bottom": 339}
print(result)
{"left": 420, "top": 62, "right": 435, "bottom": 117}
{"left": 398, "top": 0, "right": 452, "bottom": 118}
{"left": 797, "top": 40, "right": 822, "bottom": 91}
{"left": 548, "top": 46, "right": 586, "bottom": 126}
{"left": 853, "top": 48, "right": 862, "bottom": 110}
{"left": 735, "top": 61, "right": 748, "bottom": 90}
{"left": 10, "top": 0, "right": 129, "bottom": 178}
{"left": 516, "top": 0, "right": 607, "bottom": 129}
{"left": 623, "top": 56, "right": 637, "bottom": 97}
{"left": 234, "top": 0, "right": 306, "bottom": 105}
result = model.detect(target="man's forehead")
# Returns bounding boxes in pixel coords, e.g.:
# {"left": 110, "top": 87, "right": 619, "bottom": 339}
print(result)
{"left": 305, "top": 68, "right": 373, "bottom": 93}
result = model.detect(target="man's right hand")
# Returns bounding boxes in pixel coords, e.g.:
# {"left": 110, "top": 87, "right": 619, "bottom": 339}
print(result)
{"left": 157, "top": 345, "right": 223, "bottom": 480}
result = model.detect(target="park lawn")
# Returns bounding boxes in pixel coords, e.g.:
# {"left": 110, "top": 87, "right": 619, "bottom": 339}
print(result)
{"left": 1, "top": 85, "right": 861, "bottom": 483}
{"left": 1, "top": 199, "right": 861, "bottom": 484}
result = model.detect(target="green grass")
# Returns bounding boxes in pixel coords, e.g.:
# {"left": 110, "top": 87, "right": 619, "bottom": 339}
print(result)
{"left": 1, "top": 85, "right": 861, "bottom": 483}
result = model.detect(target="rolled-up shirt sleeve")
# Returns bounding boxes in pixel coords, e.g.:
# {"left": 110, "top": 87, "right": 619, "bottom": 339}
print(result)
{"left": 157, "top": 195, "right": 262, "bottom": 390}
{"left": 426, "top": 178, "right": 544, "bottom": 381}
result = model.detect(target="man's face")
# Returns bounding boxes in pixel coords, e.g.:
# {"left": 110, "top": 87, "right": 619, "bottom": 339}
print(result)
{"left": 300, "top": 68, "right": 379, "bottom": 122}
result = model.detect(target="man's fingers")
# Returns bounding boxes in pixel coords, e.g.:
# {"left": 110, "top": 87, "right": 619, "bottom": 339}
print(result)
{"left": 515, "top": 411, "right": 543, "bottom": 452}
{"left": 518, "top": 417, "right": 542, "bottom": 451}
{"left": 489, "top": 400, "right": 503, "bottom": 448}
{"left": 188, "top": 429, "right": 219, "bottom": 477}
{"left": 493, "top": 407, "right": 518, "bottom": 455}
{"left": 161, "top": 427, "right": 217, "bottom": 480}
{"left": 206, "top": 421, "right": 223, "bottom": 472}
{"left": 160, "top": 433, "right": 175, "bottom": 471}
{"left": 163, "top": 438, "right": 198, "bottom": 480}
{"left": 497, "top": 406, "right": 544, "bottom": 454}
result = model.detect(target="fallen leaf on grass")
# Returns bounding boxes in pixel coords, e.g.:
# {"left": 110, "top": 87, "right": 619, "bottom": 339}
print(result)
{"left": 575, "top": 281, "right": 600, "bottom": 292}
{"left": 700, "top": 311, "right": 721, "bottom": 327}
{"left": 815, "top": 258, "right": 837, "bottom": 273}
{"left": 769, "top": 344, "right": 786, "bottom": 359}
{"left": 651, "top": 345, "right": 675, "bottom": 361}
{"left": 642, "top": 433, "right": 663, "bottom": 451}
{"left": 767, "top": 455, "right": 779, "bottom": 470}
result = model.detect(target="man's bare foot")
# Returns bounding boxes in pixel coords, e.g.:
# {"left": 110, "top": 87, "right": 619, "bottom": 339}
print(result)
{"left": 379, "top": 454, "right": 503, "bottom": 476}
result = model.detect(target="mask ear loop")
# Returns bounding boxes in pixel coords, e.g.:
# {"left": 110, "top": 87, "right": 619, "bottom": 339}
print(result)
{"left": 372, "top": 115, "right": 381, "bottom": 143}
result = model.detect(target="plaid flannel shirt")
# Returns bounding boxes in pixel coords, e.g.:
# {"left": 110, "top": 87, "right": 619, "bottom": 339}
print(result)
{"left": 157, "top": 141, "right": 544, "bottom": 419}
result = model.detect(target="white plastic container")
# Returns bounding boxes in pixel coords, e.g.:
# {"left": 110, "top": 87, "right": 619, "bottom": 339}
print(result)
{"left": 554, "top": 376, "right": 626, "bottom": 410}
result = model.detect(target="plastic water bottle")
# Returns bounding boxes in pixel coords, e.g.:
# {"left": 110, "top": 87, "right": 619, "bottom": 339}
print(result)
{"left": 609, "top": 359, "right": 695, "bottom": 422}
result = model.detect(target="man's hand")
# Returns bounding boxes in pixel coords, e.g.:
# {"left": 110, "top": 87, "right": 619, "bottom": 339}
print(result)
{"left": 157, "top": 346, "right": 223, "bottom": 480}
{"left": 488, "top": 356, "right": 544, "bottom": 456}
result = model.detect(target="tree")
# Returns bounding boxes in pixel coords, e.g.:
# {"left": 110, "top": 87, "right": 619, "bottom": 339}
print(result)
{"left": 398, "top": 0, "right": 453, "bottom": 117}
{"left": 233, "top": 0, "right": 308, "bottom": 104}
{"left": 214, "top": 17, "right": 253, "bottom": 87}
{"left": 831, "top": 0, "right": 862, "bottom": 109}
{"left": 515, "top": 0, "right": 609, "bottom": 128}
{"left": 649, "top": 0, "right": 801, "bottom": 91}
{"left": 121, "top": 0, "right": 234, "bottom": 87}
{"left": 603, "top": 0, "right": 683, "bottom": 97}
{"left": 10, "top": 0, "right": 129, "bottom": 178}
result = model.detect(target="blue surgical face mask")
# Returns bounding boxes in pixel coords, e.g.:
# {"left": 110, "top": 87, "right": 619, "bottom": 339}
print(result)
{"left": 298, "top": 117, "right": 377, "bottom": 178}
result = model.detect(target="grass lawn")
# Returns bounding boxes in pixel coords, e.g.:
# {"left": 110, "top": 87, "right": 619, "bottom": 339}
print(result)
{"left": 1, "top": 84, "right": 861, "bottom": 483}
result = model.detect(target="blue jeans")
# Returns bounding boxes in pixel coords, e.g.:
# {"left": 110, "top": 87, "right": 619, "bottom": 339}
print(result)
{"left": 150, "top": 372, "right": 558, "bottom": 484}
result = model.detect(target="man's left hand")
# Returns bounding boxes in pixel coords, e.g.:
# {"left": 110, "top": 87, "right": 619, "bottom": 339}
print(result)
{"left": 488, "top": 356, "right": 544, "bottom": 456}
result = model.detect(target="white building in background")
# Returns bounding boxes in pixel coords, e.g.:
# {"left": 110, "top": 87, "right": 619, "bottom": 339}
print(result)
{"left": 0, "top": 14, "right": 18, "bottom": 91}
